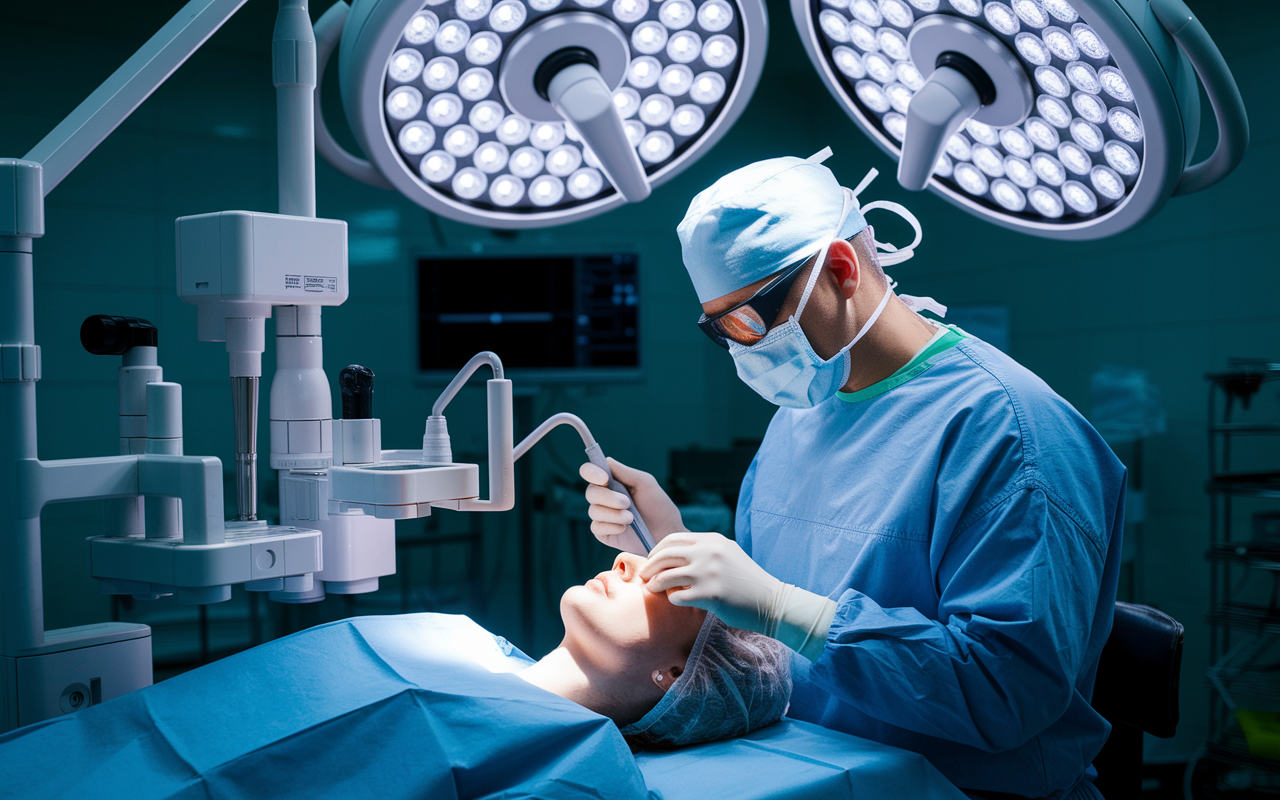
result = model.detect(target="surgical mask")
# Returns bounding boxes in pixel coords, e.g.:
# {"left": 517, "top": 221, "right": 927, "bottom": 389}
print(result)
{"left": 728, "top": 170, "right": 931, "bottom": 408}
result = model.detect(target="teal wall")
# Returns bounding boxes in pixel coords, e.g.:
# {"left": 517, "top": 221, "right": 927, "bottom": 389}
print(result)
{"left": 2, "top": 0, "right": 1276, "bottom": 763}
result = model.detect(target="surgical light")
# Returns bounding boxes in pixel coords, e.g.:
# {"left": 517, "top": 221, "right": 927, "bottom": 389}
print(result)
{"left": 791, "top": 0, "right": 1249, "bottom": 239}
{"left": 317, "top": 0, "right": 765, "bottom": 228}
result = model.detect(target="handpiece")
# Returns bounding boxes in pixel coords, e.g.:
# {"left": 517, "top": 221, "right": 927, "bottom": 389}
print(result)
{"left": 584, "top": 443, "right": 656, "bottom": 554}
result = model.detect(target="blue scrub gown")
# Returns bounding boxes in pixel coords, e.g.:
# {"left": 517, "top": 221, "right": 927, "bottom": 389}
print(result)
{"left": 737, "top": 328, "right": 1124, "bottom": 799}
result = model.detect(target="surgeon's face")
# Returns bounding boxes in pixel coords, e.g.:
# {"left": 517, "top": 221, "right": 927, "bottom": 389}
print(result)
{"left": 561, "top": 553, "right": 706, "bottom": 678}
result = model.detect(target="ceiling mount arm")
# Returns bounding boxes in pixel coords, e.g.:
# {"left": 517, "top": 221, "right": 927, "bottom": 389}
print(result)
{"left": 24, "top": 0, "right": 249, "bottom": 196}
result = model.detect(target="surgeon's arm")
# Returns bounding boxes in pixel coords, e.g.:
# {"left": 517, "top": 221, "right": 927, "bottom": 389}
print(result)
{"left": 806, "top": 486, "right": 1110, "bottom": 753}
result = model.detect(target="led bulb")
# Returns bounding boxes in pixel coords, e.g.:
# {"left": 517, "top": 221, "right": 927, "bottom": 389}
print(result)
{"left": 953, "top": 162, "right": 989, "bottom": 196}
{"left": 1031, "top": 151, "right": 1065, "bottom": 185}
{"left": 691, "top": 71, "right": 727, "bottom": 103}
{"left": 469, "top": 100, "right": 504, "bottom": 133}
{"left": 895, "top": 61, "right": 925, "bottom": 90}
{"left": 614, "top": 87, "right": 642, "bottom": 118}
{"left": 509, "top": 146, "right": 545, "bottom": 178}
{"left": 1098, "top": 67, "right": 1133, "bottom": 103}
{"left": 671, "top": 103, "right": 706, "bottom": 135}
{"left": 490, "top": 0, "right": 527, "bottom": 31}
{"left": 426, "top": 93, "right": 464, "bottom": 126}
{"left": 972, "top": 144, "right": 1005, "bottom": 177}
{"left": 1013, "top": 32, "right": 1050, "bottom": 66}
{"left": 660, "top": 0, "right": 696, "bottom": 29}
{"left": 883, "top": 111, "right": 907, "bottom": 141}
{"left": 466, "top": 32, "right": 502, "bottom": 66}
{"left": 1089, "top": 165, "right": 1125, "bottom": 200}
{"left": 1065, "top": 61, "right": 1100, "bottom": 94}
{"left": 1107, "top": 107, "right": 1143, "bottom": 143}
{"left": 546, "top": 144, "right": 583, "bottom": 176}
{"left": 1061, "top": 180, "right": 1097, "bottom": 213}
{"left": 1024, "top": 116, "right": 1059, "bottom": 150}
{"left": 565, "top": 122, "right": 581, "bottom": 142}
{"left": 452, "top": 166, "right": 488, "bottom": 199}
{"left": 880, "top": 0, "right": 914, "bottom": 28}
{"left": 611, "top": 0, "right": 647, "bottom": 20}
{"left": 497, "top": 114, "right": 531, "bottom": 145}
{"left": 473, "top": 141, "right": 509, "bottom": 173}
{"left": 819, "top": 10, "right": 850, "bottom": 41}
{"left": 628, "top": 56, "right": 662, "bottom": 89}
{"left": 1103, "top": 140, "right": 1140, "bottom": 176}
{"left": 424, "top": 57, "right": 460, "bottom": 90}
{"left": 458, "top": 68, "right": 494, "bottom": 100}
{"left": 1036, "top": 95, "right": 1072, "bottom": 128}
{"left": 850, "top": 0, "right": 882, "bottom": 25}
{"left": 385, "top": 86, "right": 423, "bottom": 120}
{"left": 1069, "top": 118, "right": 1103, "bottom": 152}
{"left": 1034, "top": 66, "right": 1070, "bottom": 98}
{"left": 639, "top": 131, "right": 676, "bottom": 162}
{"left": 488, "top": 174, "right": 525, "bottom": 206}
{"left": 702, "top": 34, "right": 737, "bottom": 67}
{"left": 1071, "top": 91, "right": 1107, "bottom": 124}
{"left": 1028, "top": 185, "right": 1064, "bottom": 217}
{"left": 944, "top": 132, "right": 971, "bottom": 161}
{"left": 848, "top": 21, "right": 878, "bottom": 51}
{"left": 667, "top": 30, "right": 702, "bottom": 63}
{"left": 444, "top": 124, "right": 480, "bottom": 156}
{"left": 933, "top": 153, "right": 954, "bottom": 177}
{"left": 854, "top": 80, "right": 890, "bottom": 113}
{"left": 964, "top": 119, "right": 999, "bottom": 145}
{"left": 877, "top": 28, "right": 909, "bottom": 60}
{"left": 864, "top": 52, "right": 895, "bottom": 83}
{"left": 529, "top": 174, "right": 565, "bottom": 206}
{"left": 999, "top": 126, "right": 1035, "bottom": 158}
{"left": 991, "top": 178, "right": 1027, "bottom": 211}
{"left": 576, "top": 0, "right": 609, "bottom": 8}
{"left": 948, "top": 0, "right": 980, "bottom": 15}
{"left": 456, "top": 0, "right": 492, "bottom": 20}
{"left": 420, "top": 150, "right": 456, "bottom": 182}
{"left": 660, "top": 64, "right": 695, "bottom": 96}
{"left": 698, "top": 0, "right": 734, "bottom": 31}
{"left": 389, "top": 49, "right": 425, "bottom": 83}
{"left": 435, "top": 20, "right": 471, "bottom": 53}
{"left": 528, "top": 0, "right": 560, "bottom": 9}
{"left": 568, "top": 167, "right": 605, "bottom": 198}
{"left": 530, "top": 122, "right": 566, "bottom": 150}
{"left": 583, "top": 146, "right": 601, "bottom": 169}
{"left": 1041, "top": 0, "right": 1077, "bottom": 22}
{"left": 1041, "top": 26, "right": 1078, "bottom": 60}
{"left": 398, "top": 121, "right": 436, "bottom": 155}
{"left": 1011, "top": 0, "right": 1046, "bottom": 27}
{"left": 1071, "top": 23, "right": 1108, "bottom": 59}
{"left": 639, "top": 93, "right": 675, "bottom": 125}
{"left": 1057, "top": 141, "right": 1092, "bottom": 174}
{"left": 632, "top": 22, "right": 668, "bottom": 54}
{"left": 983, "top": 2, "right": 1019, "bottom": 35}
{"left": 1003, "top": 155, "right": 1037, "bottom": 188}
{"left": 885, "top": 82, "right": 913, "bottom": 114}
{"left": 908, "top": 0, "right": 939, "bottom": 9}
{"left": 624, "top": 120, "right": 645, "bottom": 146}
{"left": 404, "top": 11, "right": 439, "bottom": 44}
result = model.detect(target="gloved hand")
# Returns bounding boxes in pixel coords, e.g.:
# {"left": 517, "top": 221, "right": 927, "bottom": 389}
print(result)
{"left": 579, "top": 457, "right": 687, "bottom": 552}
{"left": 641, "top": 532, "right": 838, "bottom": 662}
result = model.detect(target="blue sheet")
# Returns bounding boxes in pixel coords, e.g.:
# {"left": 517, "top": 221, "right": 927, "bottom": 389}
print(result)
{"left": 0, "top": 613, "right": 967, "bottom": 800}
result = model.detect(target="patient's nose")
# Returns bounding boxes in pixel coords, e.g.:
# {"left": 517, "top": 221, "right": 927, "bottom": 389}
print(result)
{"left": 612, "top": 552, "right": 641, "bottom": 581}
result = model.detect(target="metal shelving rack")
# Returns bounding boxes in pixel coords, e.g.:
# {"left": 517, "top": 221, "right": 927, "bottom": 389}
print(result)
{"left": 1201, "top": 361, "right": 1280, "bottom": 782}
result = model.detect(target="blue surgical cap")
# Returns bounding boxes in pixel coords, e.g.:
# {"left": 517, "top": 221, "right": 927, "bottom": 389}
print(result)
{"left": 678, "top": 154, "right": 869, "bottom": 304}
{"left": 619, "top": 615, "right": 792, "bottom": 749}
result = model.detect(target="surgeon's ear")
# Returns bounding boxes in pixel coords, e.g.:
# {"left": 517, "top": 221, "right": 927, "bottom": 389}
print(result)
{"left": 652, "top": 665, "right": 683, "bottom": 693}
{"left": 825, "top": 239, "right": 859, "bottom": 300}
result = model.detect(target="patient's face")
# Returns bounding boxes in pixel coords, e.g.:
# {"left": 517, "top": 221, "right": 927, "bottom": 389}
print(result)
{"left": 561, "top": 553, "right": 706, "bottom": 677}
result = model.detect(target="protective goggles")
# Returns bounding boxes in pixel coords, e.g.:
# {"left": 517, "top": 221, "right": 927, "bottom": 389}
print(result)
{"left": 696, "top": 258, "right": 809, "bottom": 349}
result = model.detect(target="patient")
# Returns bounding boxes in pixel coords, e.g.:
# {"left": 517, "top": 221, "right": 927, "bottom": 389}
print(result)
{"left": 522, "top": 552, "right": 792, "bottom": 749}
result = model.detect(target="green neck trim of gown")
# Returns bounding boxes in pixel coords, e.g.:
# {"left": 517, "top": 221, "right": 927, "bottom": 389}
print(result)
{"left": 835, "top": 326, "right": 966, "bottom": 404}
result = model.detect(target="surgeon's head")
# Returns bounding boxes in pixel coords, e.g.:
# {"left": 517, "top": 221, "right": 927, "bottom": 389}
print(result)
{"left": 560, "top": 552, "right": 706, "bottom": 723}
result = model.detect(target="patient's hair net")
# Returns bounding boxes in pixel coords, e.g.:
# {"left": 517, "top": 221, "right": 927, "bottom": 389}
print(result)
{"left": 620, "top": 614, "right": 791, "bottom": 749}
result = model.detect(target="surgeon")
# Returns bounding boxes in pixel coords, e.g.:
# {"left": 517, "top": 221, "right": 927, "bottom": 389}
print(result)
{"left": 580, "top": 149, "right": 1125, "bottom": 799}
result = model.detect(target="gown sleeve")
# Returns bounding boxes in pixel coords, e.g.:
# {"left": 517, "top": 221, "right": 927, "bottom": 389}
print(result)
{"left": 807, "top": 484, "right": 1113, "bottom": 753}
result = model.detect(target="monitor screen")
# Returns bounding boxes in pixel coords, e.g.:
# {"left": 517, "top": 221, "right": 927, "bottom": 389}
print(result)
{"left": 418, "top": 253, "right": 640, "bottom": 379}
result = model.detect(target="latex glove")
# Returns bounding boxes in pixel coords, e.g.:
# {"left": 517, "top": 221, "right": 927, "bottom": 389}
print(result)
{"left": 641, "top": 532, "right": 838, "bottom": 661}
{"left": 578, "top": 457, "right": 687, "bottom": 552}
